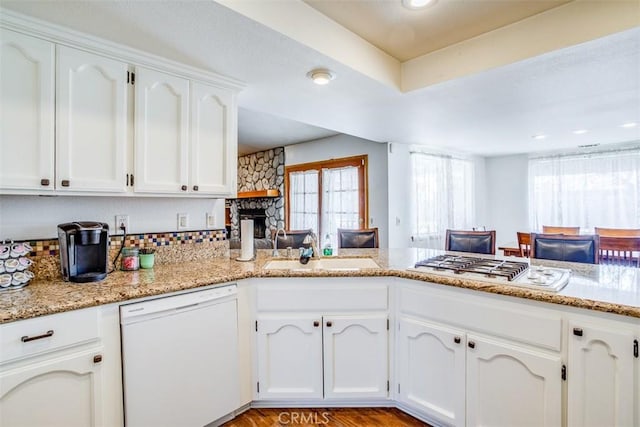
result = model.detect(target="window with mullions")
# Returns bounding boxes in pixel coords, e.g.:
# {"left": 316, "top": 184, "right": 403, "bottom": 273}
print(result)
{"left": 286, "top": 155, "right": 368, "bottom": 244}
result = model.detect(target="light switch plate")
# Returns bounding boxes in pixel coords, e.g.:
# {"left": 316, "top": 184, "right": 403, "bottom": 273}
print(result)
{"left": 177, "top": 213, "right": 189, "bottom": 230}
{"left": 206, "top": 213, "right": 216, "bottom": 229}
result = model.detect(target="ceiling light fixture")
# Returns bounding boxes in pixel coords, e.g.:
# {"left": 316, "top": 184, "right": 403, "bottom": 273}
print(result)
{"left": 621, "top": 122, "right": 638, "bottom": 128}
{"left": 572, "top": 129, "right": 588, "bottom": 135}
{"left": 307, "top": 69, "right": 335, "bottom": 85}
{"left": 532, "top": 134, "right": 547, "bottom": 140}
{"left": 402, "top": 0, "right": 438, "bottom": 10}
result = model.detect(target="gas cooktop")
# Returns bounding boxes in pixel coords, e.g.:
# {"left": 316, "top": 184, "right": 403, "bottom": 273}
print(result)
{"left": 410, "top": 254, "right": 571, "bottom": 292}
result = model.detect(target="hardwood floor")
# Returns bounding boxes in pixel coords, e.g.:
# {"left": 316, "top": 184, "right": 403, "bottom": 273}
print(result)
{"left": 221, "top": 407, "right": 431, "bottom": 427}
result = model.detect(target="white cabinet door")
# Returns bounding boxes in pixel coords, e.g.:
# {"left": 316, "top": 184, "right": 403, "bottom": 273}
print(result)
{"left": 190, "top": 81, "right": 236, "bottom": 196}
{"left": 134, "top": 66, "right": 189, "bottom": 193}
{"left": 323, "top": 314, "right": 388, "bottom": 399}
{"left": 397, "top": 317, "right": 465, "bottom": 426}
{"left": 466, "top": 334, "right": 562, "bottom": 427}
{"left": 0, "top": 348, "right": 103, "bottom": 427}
{"left": 567, "top": 321, "right": 636, "bottom": 427}
{"left": 0, "top": 29, "right": 54, "bottom": 191}
{"left": 256, "top": 315, "right": 323, "bottom": 399}
{"left": 56, "top": 46, "right": 128, "bottom": 192}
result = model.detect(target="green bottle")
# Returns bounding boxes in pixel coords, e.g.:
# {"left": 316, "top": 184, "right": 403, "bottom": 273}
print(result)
{"left": 323, "top": 233, "right": 333, "bottom": 256}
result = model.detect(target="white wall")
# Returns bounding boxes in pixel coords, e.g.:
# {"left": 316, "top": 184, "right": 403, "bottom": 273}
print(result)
{"left": 0, "top": 196, "right": 225, "bottom": 240}
{"left": 284, "top": 134, "right": 389, "bottom": 248}
{"left": 484, "top": 154, "right": 529, "bottom": 248}
{"left": 387, "top": 143, "right": 488, "bottom": 248}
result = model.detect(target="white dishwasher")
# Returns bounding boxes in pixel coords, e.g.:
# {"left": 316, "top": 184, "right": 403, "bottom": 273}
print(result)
{"left": 120, "top": 284, "right": 239, "bottom": 427}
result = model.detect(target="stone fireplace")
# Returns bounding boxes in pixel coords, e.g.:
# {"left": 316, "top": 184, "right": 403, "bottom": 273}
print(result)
{"left": 228, "top": 147, "right": 285, "bottom": 240}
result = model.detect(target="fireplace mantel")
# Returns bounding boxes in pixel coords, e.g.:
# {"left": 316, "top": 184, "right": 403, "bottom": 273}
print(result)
{"left": 235, "top": 189, "right": 280, "bottom": 199}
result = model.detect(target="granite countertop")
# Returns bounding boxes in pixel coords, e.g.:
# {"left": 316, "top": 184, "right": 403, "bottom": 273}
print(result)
{"left": 1, "top": 248, "right": 639, "bottom": 324}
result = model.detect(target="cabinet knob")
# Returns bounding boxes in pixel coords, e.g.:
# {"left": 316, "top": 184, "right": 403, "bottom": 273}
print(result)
{"left": 193, "top": 185, "right": 199, "bottom": 191}
{"left": 40, "top": 178, "right": 50, "bottom": 186}
{"left": 313, "top": 321, "right": 320, "bottom": 327}
{"left": 93, "top": 354, "right": 103, "bottom": 364}
{"left": 468, "top": 341, "right": 476, "bottom": 349}
{"left": 454, "top": 336, "right": 461, "bottom": 344}
{"left": 326, "top": 321, "right": 333, "bottom": 327}
{"left": 181, "top": 185, "right": 187, "bottom": 191}
{"left": 61, "top": 180, "right": 70, "bottom": 187}
{"left": 573, "top": 328, "right": 583, "bottom": 337}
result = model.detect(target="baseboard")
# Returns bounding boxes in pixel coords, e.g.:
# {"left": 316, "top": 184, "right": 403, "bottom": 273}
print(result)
{"left": 251, "top": 399, "right": 394, "bottom": 408}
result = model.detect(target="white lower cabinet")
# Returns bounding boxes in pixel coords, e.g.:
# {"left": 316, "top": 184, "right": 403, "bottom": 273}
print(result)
{"left": 466, "top": 334, "right": 562, "bottom": 427}
{"left": 567, "top": 319, "right": 638, "bottom": 427}
{"left": 0, "top": 305, "right": 123, "bottom": 427}
{"left": 256, "top": 315, "right": 324, "bottom": 399}
{"left": 397, "top": 317, "right": 466, "bottom": 426}
{"left": 256, "top": 313, "right": 388, "bottom": 401}
{"left": 0, "top": 348, "right": 104, "bottom": 427}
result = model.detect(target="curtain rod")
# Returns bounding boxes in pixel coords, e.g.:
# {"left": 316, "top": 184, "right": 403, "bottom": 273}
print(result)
{"left": 529, "top": 144, "right": 640, "bottom": 160}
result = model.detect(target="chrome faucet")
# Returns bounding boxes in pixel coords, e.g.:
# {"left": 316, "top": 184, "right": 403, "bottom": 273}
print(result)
{"left": 272, "top": 228, "right": 287, "bottom": 257}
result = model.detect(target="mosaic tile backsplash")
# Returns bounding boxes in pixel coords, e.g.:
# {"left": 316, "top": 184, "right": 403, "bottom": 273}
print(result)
{"left": 15, "top": 229, "right": 228, "bottom": 281}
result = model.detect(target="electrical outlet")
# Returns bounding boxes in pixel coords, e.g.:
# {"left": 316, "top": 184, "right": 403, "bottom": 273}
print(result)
{"left": 115, "top": 215, "right": 129, "bottom": 233}
{"left": 177, "top": 213, "right": 189, "bottom": 230}
{"left": 206, "top": 213, "right": 216, "bottom": 229}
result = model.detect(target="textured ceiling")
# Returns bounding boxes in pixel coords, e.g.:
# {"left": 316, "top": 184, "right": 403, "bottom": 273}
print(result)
{"left": 2, "top": 1, "right": 638, "bottom": 156}
{"left": 303, "top": 0, "right": 571, "bottom": 61}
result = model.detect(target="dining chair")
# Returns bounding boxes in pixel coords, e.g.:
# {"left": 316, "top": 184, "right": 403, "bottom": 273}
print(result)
{"left": 531, "top": 233, "right": 599, "bottom": 264}
{"left": 594, "top": 227, "right": 640, "bottom": 237}
{"left": 271, "top": 229, "right": 310, "bottom": 249}
{"left": 337, "top": 228, "right": 379, "bottom": 248}
{"left": 516, "top": 232, "right": 531, "bottom": 257}
{"left": 445, "top": 229, "right": 496, "bottom": 255}
{"left": 542, "top": 225, "right": 580, "bottom": 235}
{"left": 598, "top": 236, "right": 640, "bottom": 267}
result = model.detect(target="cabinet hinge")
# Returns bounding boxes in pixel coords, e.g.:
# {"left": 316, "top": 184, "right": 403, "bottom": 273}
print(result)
{"left": 255, "top": 320, "right": 258, "bottom": 332}
{"left": 634, "top": 339, "right": 638, "bottom": 358}
{"left": 561, "top": 365, "right": 567, "bottom": 381}
{"left": 387, "top": 380, "right": 389, "bottom": 392}
{"left": 257, "top": 382, "right": 260, "bottom": 393}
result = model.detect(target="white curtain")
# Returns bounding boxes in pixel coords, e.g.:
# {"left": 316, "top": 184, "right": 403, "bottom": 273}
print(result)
{"left": 289, "top": 170, "right": 319, "bottom": 233}
{"left": 528, "top": 148, "right": 640, "bottom": 231}
{"left": 321, "top": 166, "right": 360, "bottom": 245}
{"left": 410, "top": 152, "right": 475, "bottom": 249}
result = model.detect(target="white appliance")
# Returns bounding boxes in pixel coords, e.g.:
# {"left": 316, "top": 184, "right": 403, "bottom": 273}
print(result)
{"left": 120, "top": 284, "right": 239, "bottom": 427}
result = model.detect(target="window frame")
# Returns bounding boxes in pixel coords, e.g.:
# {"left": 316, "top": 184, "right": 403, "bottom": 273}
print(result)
{"left": 285, "top": 155, "right": 368, "bottom": 233}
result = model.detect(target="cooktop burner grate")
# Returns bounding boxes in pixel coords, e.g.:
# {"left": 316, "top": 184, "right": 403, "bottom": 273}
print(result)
{"left": 415, "top": 255, "right": 529, "bottom": 281}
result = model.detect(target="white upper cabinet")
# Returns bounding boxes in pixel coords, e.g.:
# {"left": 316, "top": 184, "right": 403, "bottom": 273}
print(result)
{"left": 56, "top": 46, "right": 128, "bottom": 192}
{"left": 0, "top": 29, "right": 55, "bottom": 191}
{"left": 134, "top": 66, "right": 189, "bottom": 194}
{"left": 190, "top": 82, "right": 236, "bottom": 196}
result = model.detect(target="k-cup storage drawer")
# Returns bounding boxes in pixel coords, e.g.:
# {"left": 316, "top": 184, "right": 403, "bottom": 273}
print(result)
{"left": 257, "top": 278, "right": 388, "bottom": 312}
{"left": 0, "top": 307, "right": 100, "bottom": 364}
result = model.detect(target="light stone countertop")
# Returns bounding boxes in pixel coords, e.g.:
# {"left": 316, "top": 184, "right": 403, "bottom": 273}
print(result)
{"left": 1, "top": 248, "right": 639, "bottom": 324}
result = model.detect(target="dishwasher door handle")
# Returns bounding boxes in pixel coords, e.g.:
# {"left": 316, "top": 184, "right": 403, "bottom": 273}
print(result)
{"left": 175, "top": 303, "right": 200, "bottom": 311}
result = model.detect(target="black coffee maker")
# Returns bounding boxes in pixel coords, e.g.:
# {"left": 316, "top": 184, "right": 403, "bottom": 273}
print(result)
{"left": 58, "top": 222, "right": 109, "bottom": 282}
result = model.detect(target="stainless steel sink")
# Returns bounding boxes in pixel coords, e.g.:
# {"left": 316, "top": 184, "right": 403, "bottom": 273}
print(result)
{"left": 263, "top": 257, "right": 380, "bottom": 271}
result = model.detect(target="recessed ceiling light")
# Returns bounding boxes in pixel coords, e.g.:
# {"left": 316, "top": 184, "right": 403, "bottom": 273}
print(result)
{"left": 402, "top": 0, "right": 438, "bottom": 10}
{"left": 572, "top": 129, "right": 588, "bottom": 135}
{"left": 532, "top": 134, "right": 547, "bottom": 140}
{"left": 307, "top": 69, "right": 335, "bottom": 85}
{"left": 621, "top": 122, "right": 638, "bottom": 128}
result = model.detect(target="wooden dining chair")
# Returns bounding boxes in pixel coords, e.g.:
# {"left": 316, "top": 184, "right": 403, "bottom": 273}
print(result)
{"left": 531, "top": 233, "right": 599, "bottom": 264}
{"left": 594, "top": 227, "right": 640, "bottom": 237}
{"left": 516, "top": 232, "right": 531, "bottom": 257}
{"left": 271, "top": 229, "right": 311, "bottom": 249}
{"left": 598, "top": 236, "right": 640, "bottom": 267}
{"left": 337, "top": 228, "right": 379, "bottom": 248}
{"left": 542, "top": 225, "right": 580, "bottom": 235}
{"left": 445, "top": 229, "right": 496, "bottom": 255}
